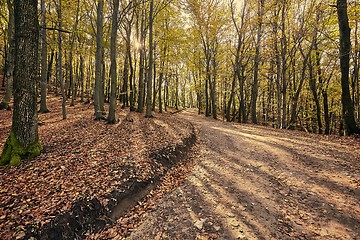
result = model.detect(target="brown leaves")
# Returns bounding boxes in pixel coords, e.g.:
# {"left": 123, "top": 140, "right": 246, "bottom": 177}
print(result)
{"left": 0, "top": 96, "right": 193, "bottom": 238}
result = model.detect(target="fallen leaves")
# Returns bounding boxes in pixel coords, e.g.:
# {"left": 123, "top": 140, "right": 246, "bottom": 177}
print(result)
{"left": 0, "top": 96, "right": 193, "bottom": 239}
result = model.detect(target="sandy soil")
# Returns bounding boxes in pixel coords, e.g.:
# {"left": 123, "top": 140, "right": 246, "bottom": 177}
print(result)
{"left": 128, "top": 110, "right": 360, "bottom": 240}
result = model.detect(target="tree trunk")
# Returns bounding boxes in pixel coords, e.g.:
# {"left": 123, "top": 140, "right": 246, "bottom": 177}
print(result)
{"left": 94, "top": 0, "right": 104, "bottom": 120}
{"left": 137, "top": 7, "right": 146, "bottom": 113}
{"left": 69, "top": 0, "right": 80, "bottom": 107}
{"left": 210, "top": 54, "right": 217, "bottom": 119}
{"left": 0, "top": 0, "right": 14, "bottom": 110}
{"left": 122, "top": 48, "right": 129, "bottom": 108}
{"left": 56, "top": 0, "right": 66, "bottom": 120}
{"left": 39, "top": 0, "right": 49, "bottom": 113}
{"left": 145, "top": 0, "right": 154, "bottom": 118}
{"left": 288, "top": 43, "right": 313, "bottom": 130}
{"left": 158, "top": 45, "right": 167, "bottom": 113}
{"left": 175, "top": 73, "right": 179, "bottom": 110}
{"left": 309, "top": 57, "right": 322, "bottom": 134}
{"left": 337, "top": 0, "right": 360, "bottom": 135}
{"left": 280, "top": 0, "right": 287, "bottom": 129}
{"left": 250, "top": 0, "right": 264, "bottom": 124}
{"left": 80, "top": 56, "right": 84, "bottom": 102}
{"left": 47, "top": 50, "right": 54, "bottom": 93}
{"left": 107, "top": 0, "right": 119, "bottom": 124}
{"left": 1, "top": 0, "right": 42, "bottom": 166}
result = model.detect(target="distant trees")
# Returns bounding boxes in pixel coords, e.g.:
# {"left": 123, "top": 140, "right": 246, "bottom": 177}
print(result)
{"left": 0, "top": 0, "right": 359, "bottom": 150}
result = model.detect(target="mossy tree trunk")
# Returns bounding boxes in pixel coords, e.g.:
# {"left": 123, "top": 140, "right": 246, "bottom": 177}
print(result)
{"left": 0, "top": 0, "right": 42, "bottom": 166}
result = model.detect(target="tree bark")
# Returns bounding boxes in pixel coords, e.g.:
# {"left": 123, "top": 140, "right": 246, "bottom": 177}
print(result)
{"left": 107, "top": 0, "right": 119, "bottom": 124}
{"left": 0, "top": 0, "right": 14, "bottom": 110}
{"left": 337, "top": 0, "right": 360, "bottom": 135}
{"left": 137, "top": 6, "right": 146, "bottom": 113}
{"left": 309, "top": 57, "right": 322, "bottom": 134}
{"left": 250, "top": 0, "right": 264, "bottom": 124}
{"left": 288, "top": 42, "right": 313, "bottom": 130}
{"left": 1, "top": 0, "right": 42, "bottom": 166}
{"left": 55, "top": 0, "right": 67, "bottom": 120}
{"left": 94, "top": 0, "right": 104, "bottom": 120}
{"left": 39, "top": 0, "right": 49, "bottom": 113}
{"left": 69, "top": 0, "right": 80, "bottom": 107}
{"left": 145, "top": 0, "right": 154, "bottom": 118}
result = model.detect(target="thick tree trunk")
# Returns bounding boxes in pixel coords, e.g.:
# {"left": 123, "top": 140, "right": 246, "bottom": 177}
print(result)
{"left": 107, "top": 0, "right": 119, "bottom": 124}
{"left": 0, "top": 0, "right": 14, "bottom": 110}
{"left": 1, "top": 0, "right": 42, "bottom": 166}
{"left": 337, "top": 0, "right": 360, "bottom": 135}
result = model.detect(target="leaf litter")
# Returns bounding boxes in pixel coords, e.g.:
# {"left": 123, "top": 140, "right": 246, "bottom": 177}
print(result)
{"left": 0, "top": 95, "right": 194, "bottom": 239}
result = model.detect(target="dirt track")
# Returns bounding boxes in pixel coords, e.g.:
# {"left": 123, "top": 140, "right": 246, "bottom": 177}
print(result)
{"left": 129, "top": 110, "right": 360, "bottom": 239}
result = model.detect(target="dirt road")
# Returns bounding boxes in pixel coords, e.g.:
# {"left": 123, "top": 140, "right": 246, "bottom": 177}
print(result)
{"left": 129, "top": 110, "right": 360, "bottom": 239}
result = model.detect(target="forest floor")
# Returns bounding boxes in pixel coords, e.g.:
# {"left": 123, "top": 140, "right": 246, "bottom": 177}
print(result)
{"left": 1, "top": 94, "right": 359, "bottom": 239}
{"left": 0, "top": 95, "right": 194, "bottom": 239}
{"left": 126, "top": 110, "right": 360, "bottom": 240}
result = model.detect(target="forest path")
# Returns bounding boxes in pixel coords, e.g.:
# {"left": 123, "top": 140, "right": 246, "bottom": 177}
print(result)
{"left": 128, "top": 109, "right": 360, "bottom": 239}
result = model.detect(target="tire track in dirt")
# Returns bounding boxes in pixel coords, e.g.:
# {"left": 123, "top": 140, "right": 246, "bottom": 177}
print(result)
{"left": 128, "top": 110, "right": 360, "bottom": 240}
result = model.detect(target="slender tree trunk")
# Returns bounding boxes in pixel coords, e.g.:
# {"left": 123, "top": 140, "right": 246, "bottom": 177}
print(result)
{"left": 137, "top": 8, "right": 146, "bottom": 113}
{"left": 337, "top": 0, "right": 360, "bottom": 134}
{"left": 164, "top": 79, "right": 168, "bottom": 111}
{"left": 56, "top": 0, "right": 66, "bottom": 120}
{"left": 122, "top": 50, "right": 129, "bottom": 108}
{"left": 47, "top": 50, "right": 54, "bottom": 92}
{"left": 145, "top": 0, "right": 154, "bottom": 117}
{"left": 280, "top": 0, "right": 287, "bottom": 129}
{"left": 250, "top": 0, "right": 264, "bottom": 124}
{"left": 128, "top": 19, "right": 135, "bottom": 111}
{"left": 94, "top": 0, "right": 104, "bottom": 120}
{"left": 309, "top": 58, "right": 322, "bottom": 133}
{"left": 39, "top": 0, "right": 49, "bottom": 113}
{"left": 288, "top": 43, "right": 313, "bottom": 130}
{"left": 322, "top": 90, "right": 330, "bottom": 134}
{"left": 210, "top": 53, "right": 217, "bottom": 119}
{"left": 1, "top": 0, "right": 42, "bottom": 166}
{"left": 175, "top": 73, "right": 179, "bottom": 110}
{"left": 79, "top": 56, "right": 84, "bottom": 102}
{"left": 158, "top": 45, "right": 167, "bottom": 113}
{"left": 70, "top": 0, "right": 80, "bottom": 107}
{"left": 107, "top": 0, "right": 119, "bottom": 123}
{"left": 0, "top": 0, "right": 14, "bottom": 110}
